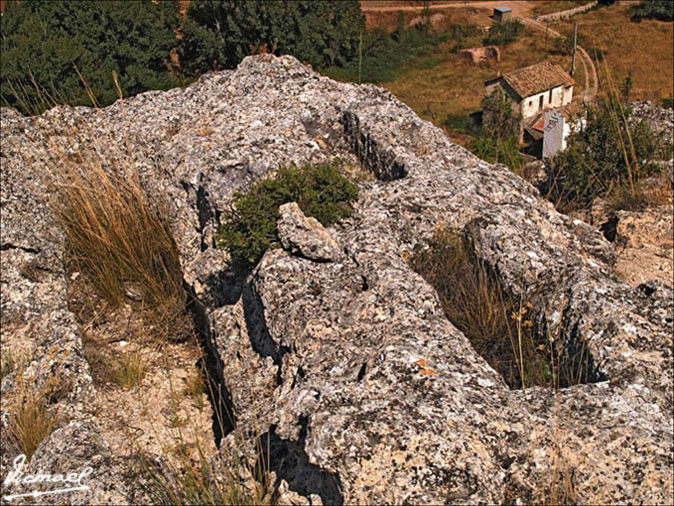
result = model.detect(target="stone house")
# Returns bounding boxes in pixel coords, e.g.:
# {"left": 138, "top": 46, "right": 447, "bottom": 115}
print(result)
{"left": 484, "top": 61, "right": 575, "bottom": 142}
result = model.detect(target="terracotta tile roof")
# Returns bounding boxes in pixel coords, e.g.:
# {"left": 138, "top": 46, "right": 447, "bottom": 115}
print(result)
{"left": 501, "top": 61, "right": 575, "bottom": 99}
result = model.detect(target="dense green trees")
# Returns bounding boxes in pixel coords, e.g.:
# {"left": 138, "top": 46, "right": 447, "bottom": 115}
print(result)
{"left": 630, "top": 0, "right": 673, "bottom": 22}
{"left": 323, "top": 24, "right": 442, "bottom": 84}
{"left": 1, "top": 0, "right": 437, "bottom": 114}
{"left": 179, "top": 0, "right": 363, "bottom": 77}
{"left": 1, "top": 0, "right": 366, "bottom": 114}
{"left": 1, "top": 0, "right": 181, "bottom": 113}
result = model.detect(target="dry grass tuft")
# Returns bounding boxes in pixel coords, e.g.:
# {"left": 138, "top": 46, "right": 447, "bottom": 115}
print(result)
{"left": 6, "top": 393, "right": 57, "bottom": 460}
{"left": 538, "top": 443, "right": 577, "bottom": 505}
{"left": 141, "top": 446, "right": 272, "bottom": 506}
{"left": 183, "top": 369, "right": 208, "bottom": 411}
{"left": 49, "top": 146, "right": 184, "bottom": 312}
{"left": 410, "top": 227, "right": 552, "bottom": 389}
{"left": 139, "top": 365, "right": 275, "bottom": 506}
{"left": 111, "top": 349, "right": 151, "bottom": 389}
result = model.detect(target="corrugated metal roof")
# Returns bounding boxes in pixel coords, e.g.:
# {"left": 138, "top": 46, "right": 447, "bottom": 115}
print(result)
{"left": 494, "top": 6, "right": 512, "bottom": 13}
{"left": 501, "top": 61, "right": 575, "bottom": 99}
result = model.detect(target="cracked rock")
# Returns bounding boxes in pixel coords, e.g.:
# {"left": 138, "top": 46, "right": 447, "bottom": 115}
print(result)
{"left": 277, "top": 202, "right": 342, "bottom": 262}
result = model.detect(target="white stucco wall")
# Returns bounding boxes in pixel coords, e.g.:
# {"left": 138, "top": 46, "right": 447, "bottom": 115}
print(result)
{"left": 521, "top": 85, "right": 573, "bottom": 119}
{"left": 563, "top": 85, "right": 574, "bottom": 105}
{"left": 543, "top": 109, "right": 566, "bottom": 158}
{"left": 543, "top": 109, "right": 585, "bottom": 158}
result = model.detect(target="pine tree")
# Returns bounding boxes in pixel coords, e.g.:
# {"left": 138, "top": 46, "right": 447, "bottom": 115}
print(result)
{"left": 1, "top": 0, "right": 180, "bottom": 114}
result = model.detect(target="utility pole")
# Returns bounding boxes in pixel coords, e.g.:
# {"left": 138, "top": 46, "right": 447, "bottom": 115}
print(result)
{"left": 571, "top": 21, "right": 578, "bottom": 76}
{"left": 545, "top": 20, "right": 549, "bottom": 52}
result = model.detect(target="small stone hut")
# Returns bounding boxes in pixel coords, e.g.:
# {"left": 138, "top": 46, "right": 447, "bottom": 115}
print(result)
{"left": 493, "top": 6, "right": 513, "bottom": 22}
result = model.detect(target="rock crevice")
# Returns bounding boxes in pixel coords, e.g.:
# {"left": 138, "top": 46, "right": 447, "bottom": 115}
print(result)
{"left": 1, "top": 55, "right": 671, "bottom": 505}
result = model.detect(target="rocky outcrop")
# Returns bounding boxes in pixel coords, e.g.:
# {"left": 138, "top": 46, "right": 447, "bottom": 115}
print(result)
{"left": 1, "top": 55, "right": 672, "bottom": 504}
{"left": 457, "top": 45, "right": 501, "bottom": 65}
{"left": 613, "top": 205, "right": 674, "bottom": 287}
{"left": 631, "top": 100, "right": 674, "bottom": 139}
{"left": 277, "top": 203, "right": 342, "bottom": 262}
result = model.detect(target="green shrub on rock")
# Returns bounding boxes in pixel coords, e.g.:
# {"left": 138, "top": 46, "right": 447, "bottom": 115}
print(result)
{"left": 217, "top": 161, "right": 358, "bottom": 272}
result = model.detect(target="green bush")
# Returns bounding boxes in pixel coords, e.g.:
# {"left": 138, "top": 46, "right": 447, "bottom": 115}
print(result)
{"left": 551, "top": 34, "right": 574, "bottom": 55}
{"left": 472, "top": 90, "right": 524, "bottom": 173}
{"left": 482, "top": 89, "right": 521, "bottom": 139}
{"left": 630, "top": 0, "right": 673, "bottom": 22}
{"left": 443, "top": 113, "right": 482, "bottom": 135}
{"left": 545, "top": 99, "right": 666, "bottom": 209}
{"left": 473, "top": 136, "right": 524, "bottom": 173}
{"left": 447, "top": 23, "right": 480, "bottom": 42}
{"left": 217, "top": 161, "right": 358, "bottom": 272}
{"left": 483, "top": 20, "right": 523, "bottom": 47}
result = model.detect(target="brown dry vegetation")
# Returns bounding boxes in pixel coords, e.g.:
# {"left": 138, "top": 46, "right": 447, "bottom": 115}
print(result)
{"left": 531, "top": 0, "right": 594, "bottom": 16}
{"left": 556, "top": 3, "right": 673, "bottom": 101}
{"left": 378, "top": 16, "right": 581, "bottom": 144}
{"left": 364, "top": 4, "right": 493, "bottom": 31}
{"left": 4, "top": 392, "right": 57, "bottom": 460}
{"left": 365, "top": 1, "right": 672, "bottom": 147}
{"left": 410, "top": 228, "right": 554, "bottom": 389}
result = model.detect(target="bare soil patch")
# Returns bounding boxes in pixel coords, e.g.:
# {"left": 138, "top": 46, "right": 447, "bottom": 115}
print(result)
{"left": 68, "top": 274, "right": 219, "bottom": 469}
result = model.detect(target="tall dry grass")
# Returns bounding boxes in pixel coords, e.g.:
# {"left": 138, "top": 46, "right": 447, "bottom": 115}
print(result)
{"left": 48, "top": 145, "right": 183, "bottom": 312}
{"left": 410, "top": 227, "right": 553, "bottom": 389}
{"left": 138, "top": 357, "right": 275, "bottom": 506}
{"left": 5, "top": 393, "right": 57, "bottom": 460}
{"left": 13, "top": 74, "right": 188, "bottom": 335}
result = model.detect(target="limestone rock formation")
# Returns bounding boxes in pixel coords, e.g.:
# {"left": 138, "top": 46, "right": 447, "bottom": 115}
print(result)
{"left": 1, "top": 55, "right": 672, "bottom": 505}
{"left": 277, "top": 202, "right": 342, "bottom": 262}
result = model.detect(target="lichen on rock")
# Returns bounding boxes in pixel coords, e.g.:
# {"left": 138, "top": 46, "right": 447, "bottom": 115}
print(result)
{"left": 1, "top": 55, "right": 672, "bottom": 505}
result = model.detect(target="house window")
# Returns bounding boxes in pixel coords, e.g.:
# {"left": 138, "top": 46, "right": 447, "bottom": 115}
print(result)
{"left": 549, "top": 89, "right": 553, "bottom": 103}
{"left": 539, "top": 95, "right": 544, "bottom": 110}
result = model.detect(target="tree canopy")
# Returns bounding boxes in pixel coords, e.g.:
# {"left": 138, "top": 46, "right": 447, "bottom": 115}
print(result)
{"left": 1, "top": 0, "right": 366, "bottom": 114}
{"left": 179, "top": 0, "right": 364, "bottom": 77}
{"left": 1, "top": 0, "right": 181, "bottom": 114}
{"left": 630, "top": 0, "right": 673, "bottom": 22}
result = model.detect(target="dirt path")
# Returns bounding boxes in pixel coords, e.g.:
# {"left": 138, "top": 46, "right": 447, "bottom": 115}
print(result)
{"left": 522, "top": 18, "right": 598, "bottom": 101}
{"left": 361, "top": 0, "right": 598, "bottom": 102}
{"left": 361, "top": 1, "right": 536, "bottom": 18}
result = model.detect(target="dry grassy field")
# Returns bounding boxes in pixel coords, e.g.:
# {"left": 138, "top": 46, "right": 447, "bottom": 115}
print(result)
{"left": 531, "top": 0, "right": 594, "bottom": 16}
{"left": 371, "top": 8, "right": 580, "bottom": 143}
{"left": 556, "top": 3, "right": 674, "bottom": 101}
{"left": 360, "top": 1, "right": 671, "bottom": 145}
